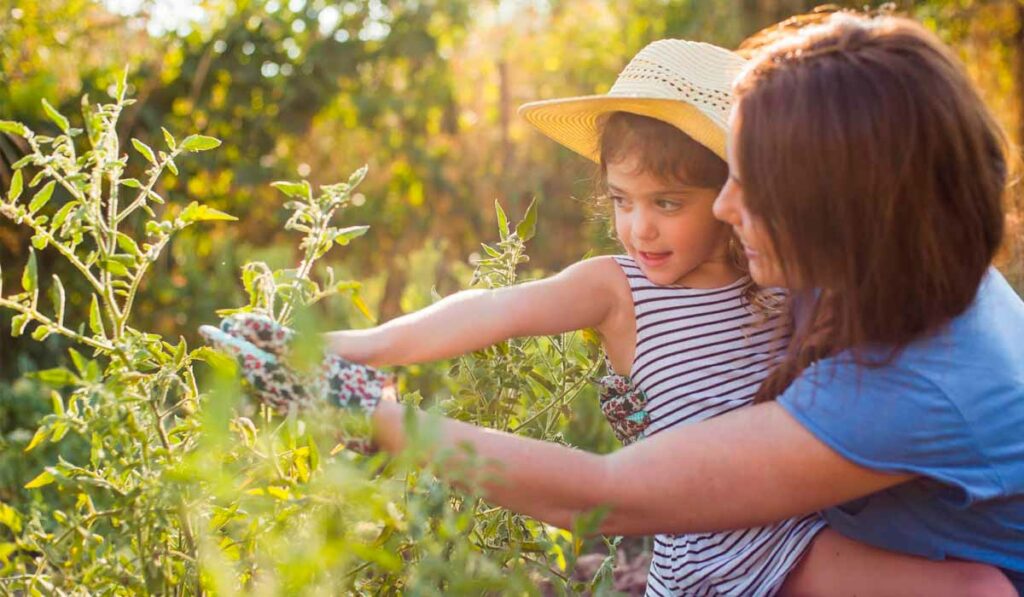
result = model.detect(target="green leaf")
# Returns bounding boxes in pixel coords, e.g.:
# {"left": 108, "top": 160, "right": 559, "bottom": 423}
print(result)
{"left": 270, "top": 180, "right": 312, "bottom": 199}
{"left": 68, "top": 348, "right": 88, "bottom": 376}
{"left": 24, "top": 470, "right": 55, "bottom": 489}
{"left": 116, "top": 233, "right": 140, "bottom": 257}
{"left": 516, "top": 197, "right": 538, "bottom": 242}
{"left": 23, "top": 427, "right": 50, "bottom": 453}
{"left": 50, "top": 275, "right": 66, "bottom": 324}
{"left": 31, "top": 326, "right": 52, "bottom": 342}
{"left": 181, "top": 135, "right": 221, "bottom": 152}
{"left": 8, "top": 169, "right": 23, "bottom": 203}
{"left": 115, "top": 68, "right": 128, "bottom": 101}
{"left": 0, "top": 120, "right": 29, "bottom": 137}
{"left": 495, "top": 200, "right": 509, "bottom": 239}
{"left": 50, "top": 390, "right": 65, "bottom": 416}
{"left": 11, "top": 155, "right": 33, "bottom": 170}
{"left": 29, "top": 181, "right": 56, "bottom": 214}
{"left": 50, "top": 420, "right": 68, "bottom": 443}
{"left": 89, "top": 294, "right": 105, "bottom": 336}
{"left": 10, "top": 315, "right": 29, "bottom": 337}
{"left": 179, "top": 201, "right": 237, "bottom": 224}
{"left": 41, "top": 99, "right": 70, "bottom": 132}
{"left": 351, "top": 293, "right": 376, "bottom": 323}
{"left": 102, "top": 258, "right": 130, "bottom": 277}
{"left": 131, "top": 139, "right": 157, "bottom": 165}
{"left": 51, "top": 202, "right": 76, "bottom": 230}
{"left": 120, "top": 178, "right": 142, "bottom": 188}
{"left": 161, "top": 127, "right": 177, "bottom": 150}
{"left": 0, "top": 502, "right": 22, "bottom": 534}
{"left": 166, "top": 159, "right": 178, "bottom": 176}
{"left": 22, "top": 249, "right": 37, "bottom": 292}
{"left": 31, "top": 368, "right": 79, "bottom": 387}
{"left": 333, "top": 225, "right": 370, "bottom": 246}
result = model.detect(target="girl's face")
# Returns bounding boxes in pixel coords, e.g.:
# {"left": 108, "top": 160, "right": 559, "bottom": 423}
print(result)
{"left": 607, "top": 156, "right": 737, "bottom": 288}
{"left": 712, "top": 113, "right": 788, "bottom": 288}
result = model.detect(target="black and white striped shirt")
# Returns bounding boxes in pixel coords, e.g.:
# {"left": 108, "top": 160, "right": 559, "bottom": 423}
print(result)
{"left": 611, "top": 256, "right": 825, "bottom": 597}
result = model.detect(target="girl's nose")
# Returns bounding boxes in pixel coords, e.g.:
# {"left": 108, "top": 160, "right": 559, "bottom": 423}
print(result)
{"left": 633, "top": 209, "right": 659, "bottom": 240}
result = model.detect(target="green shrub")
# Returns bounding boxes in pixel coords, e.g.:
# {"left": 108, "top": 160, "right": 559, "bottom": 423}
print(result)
{"left": 0, "top": 77, "right": 615, "bottom": 595}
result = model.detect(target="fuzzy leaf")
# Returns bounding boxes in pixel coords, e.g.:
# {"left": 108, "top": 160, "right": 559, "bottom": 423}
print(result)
{"left": 29, "top": 181, "right": 56, "bottom": 214}
{"left": 131, "top": 139, "right": 157, "bottom": 165}
{"left": 270, "top": 180, "right": 311, "bottom": 199}
{"left": 51, "top": 202, "right": 76, "bottom": 230}
{"left": 49, "top": 275, "right": 66, "bottom": 325}
{"left": 116, "top": 233, "right": 140, "bottom": 257}
{"left": 8, "top": 169, "right": 23, "bottom": 203}
{"left": 31, "top": 368, "right": 79, "bottom": 387}
{"left": 24, "top": 470, "right": 55, "bottom": 489}
{"left": 351, "top": 293, "right": 376, "bottom": 323}
{"left": 516, "top": 197, "right": 538, "bottom": 242}
{"left": 181, "top": 135, "right": 221, "bottom": 152}
{"left": 24, "top": 428, "right": 50, "bottom": 453}
{"left": 31, "top": 326, "right": 51, "bottom": 342}
{"left": 0, "top": 120, "right": 28, "bottom": 137}
{"left": 333, "top": 225, "right": 370, "bottom": 246}
{"left": 41, "top": 99, "right": 70, "bottom": 132}
{"left": 120, "top": 178, "right": 142, "bottom": 188}
{"left": 180, "top": 201, "right": 237, "bottom": 224}
{"left": 88, "top": 294, "right": 104, "bottom": 336}
{"left": 495, "top": 200, "right": 509, "bottom": 239}
{"left": 101, "top": 258, "right": 130, "bottom": 277}
{"left": 22, "top": 249, "right": 37, "bottom": 292}
{"left": 161, "top": 127, "right": 176, "bottom": 150}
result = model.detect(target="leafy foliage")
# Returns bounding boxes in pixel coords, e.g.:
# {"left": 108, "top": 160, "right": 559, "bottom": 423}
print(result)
{"left": 0, "top": 84, "right": 613, "bottom": 595}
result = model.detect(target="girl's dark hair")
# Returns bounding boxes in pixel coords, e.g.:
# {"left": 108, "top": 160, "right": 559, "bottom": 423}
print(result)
{"left": 734, "top": 14, "right": 1008, "bottom": 402}
{"left": 598, "top": 112, "right": 728, "bottom": 189}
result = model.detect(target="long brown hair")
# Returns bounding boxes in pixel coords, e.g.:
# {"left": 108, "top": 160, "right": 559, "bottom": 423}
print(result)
{"left": 735, "top": 14, "right": 1008, "bottom": 402}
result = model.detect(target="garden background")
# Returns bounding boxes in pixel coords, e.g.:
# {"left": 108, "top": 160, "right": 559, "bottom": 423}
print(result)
{"left": 0, "top": 0, "right": 1022, "bottom": 594}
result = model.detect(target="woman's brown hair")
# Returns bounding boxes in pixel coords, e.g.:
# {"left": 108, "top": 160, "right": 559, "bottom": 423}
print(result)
{"left": 734, "top": 14, "right": 1008, "bottom": 402}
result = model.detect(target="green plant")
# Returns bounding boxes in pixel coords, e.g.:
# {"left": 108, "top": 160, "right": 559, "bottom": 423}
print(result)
{"left": 0, "top": 80, "right": 613, "bottom": 595}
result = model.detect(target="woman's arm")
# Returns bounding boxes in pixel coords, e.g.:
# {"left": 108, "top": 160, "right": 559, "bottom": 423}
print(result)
{"left": 326, "top": 256, "right": 629, "bottom": 366}
{"left": 371, "top": 398, "right": 914, "bottom": 535}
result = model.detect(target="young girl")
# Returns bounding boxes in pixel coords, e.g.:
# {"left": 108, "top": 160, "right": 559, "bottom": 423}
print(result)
{"left": 203, "top": 35, "right": 1016, "bottom": 596}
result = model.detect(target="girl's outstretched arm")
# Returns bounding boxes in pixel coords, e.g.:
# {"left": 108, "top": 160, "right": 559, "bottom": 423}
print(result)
{"left": 371, "top": 397, "right": 912, "bottom": 535}
{"left": 326, "top": 256, "right": 630, "bottom": 366}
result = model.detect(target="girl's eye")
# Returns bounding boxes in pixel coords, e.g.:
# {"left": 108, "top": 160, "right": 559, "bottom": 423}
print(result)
{"left": 608, "top": 195, "right": 627, "bottom": 207}
{"left": 656, "top": 199, "right": 681, "bottom": 210}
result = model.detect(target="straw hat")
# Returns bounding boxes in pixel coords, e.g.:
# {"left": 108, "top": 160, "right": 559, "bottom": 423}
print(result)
{"left": 518, "top": 40, "right": 747, "bottom": 161}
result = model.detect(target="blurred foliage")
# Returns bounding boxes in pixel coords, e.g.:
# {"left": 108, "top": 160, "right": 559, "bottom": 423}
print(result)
{"left": 0, "top": 86, "right": 620, "bottom": 592}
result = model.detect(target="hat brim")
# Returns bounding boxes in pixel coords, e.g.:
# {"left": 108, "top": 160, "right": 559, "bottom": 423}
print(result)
{"left": 518, "top": 96, "right": 727, "bottom": 162}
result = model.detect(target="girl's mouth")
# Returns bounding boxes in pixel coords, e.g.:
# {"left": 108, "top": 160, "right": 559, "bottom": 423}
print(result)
{"left": 638, "top": 251, "right": 672, "bottom": 266}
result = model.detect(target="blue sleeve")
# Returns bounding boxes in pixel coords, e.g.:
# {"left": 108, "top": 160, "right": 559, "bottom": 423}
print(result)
{"left": 777, "top": 358, "right": 1005, "bottom": 504}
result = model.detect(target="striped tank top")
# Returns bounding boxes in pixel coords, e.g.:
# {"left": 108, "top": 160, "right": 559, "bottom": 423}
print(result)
{"left": 609, "top": 256, "right": 826, "bottom": 597}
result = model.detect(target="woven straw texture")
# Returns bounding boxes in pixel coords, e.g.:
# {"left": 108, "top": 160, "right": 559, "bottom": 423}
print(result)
{"left": 519, "top": 40, "right": 747, "bottom": 161}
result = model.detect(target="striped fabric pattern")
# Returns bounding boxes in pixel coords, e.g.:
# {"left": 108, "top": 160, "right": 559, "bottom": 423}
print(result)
{"left": 611, "top": 256, "right": 826, "bottom": 597}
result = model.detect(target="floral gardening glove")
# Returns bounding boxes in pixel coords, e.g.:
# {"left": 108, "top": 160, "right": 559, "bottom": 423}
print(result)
{"left": 199, "top": 314, "right": 394, "bottom": 453}
{"left": 595, "top": 367, "right": 650, "bottom": 446}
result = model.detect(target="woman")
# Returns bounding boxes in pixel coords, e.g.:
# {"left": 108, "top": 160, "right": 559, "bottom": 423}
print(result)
{"left": 205, "top": 12, "right": 1024, "bottom": 594}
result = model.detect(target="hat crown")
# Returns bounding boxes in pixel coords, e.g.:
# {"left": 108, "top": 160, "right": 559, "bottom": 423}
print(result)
{"left": 608, "top": 40, "right": 747, "bottom": 130}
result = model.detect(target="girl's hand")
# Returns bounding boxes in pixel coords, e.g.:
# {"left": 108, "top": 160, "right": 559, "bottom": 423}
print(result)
{"left": 199, "top": 321, "right": 395, "bottom": 453}
{"left": 218, "top": 312, "right": 297, "bottom": 357}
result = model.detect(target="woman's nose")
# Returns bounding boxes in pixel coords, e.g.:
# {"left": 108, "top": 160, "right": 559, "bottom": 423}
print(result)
{"left": 712, "top": 184, "right": 737, "bottom": 225}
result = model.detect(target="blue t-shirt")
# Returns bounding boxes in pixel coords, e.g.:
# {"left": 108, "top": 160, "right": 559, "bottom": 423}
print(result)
{"left": 778, "top": 268, "right": 1024, "bottom": 589}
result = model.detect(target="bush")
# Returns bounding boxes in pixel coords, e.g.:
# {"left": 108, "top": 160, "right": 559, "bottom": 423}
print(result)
{"left": 0, "top": 77, "right": 615, "bottom": 595}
